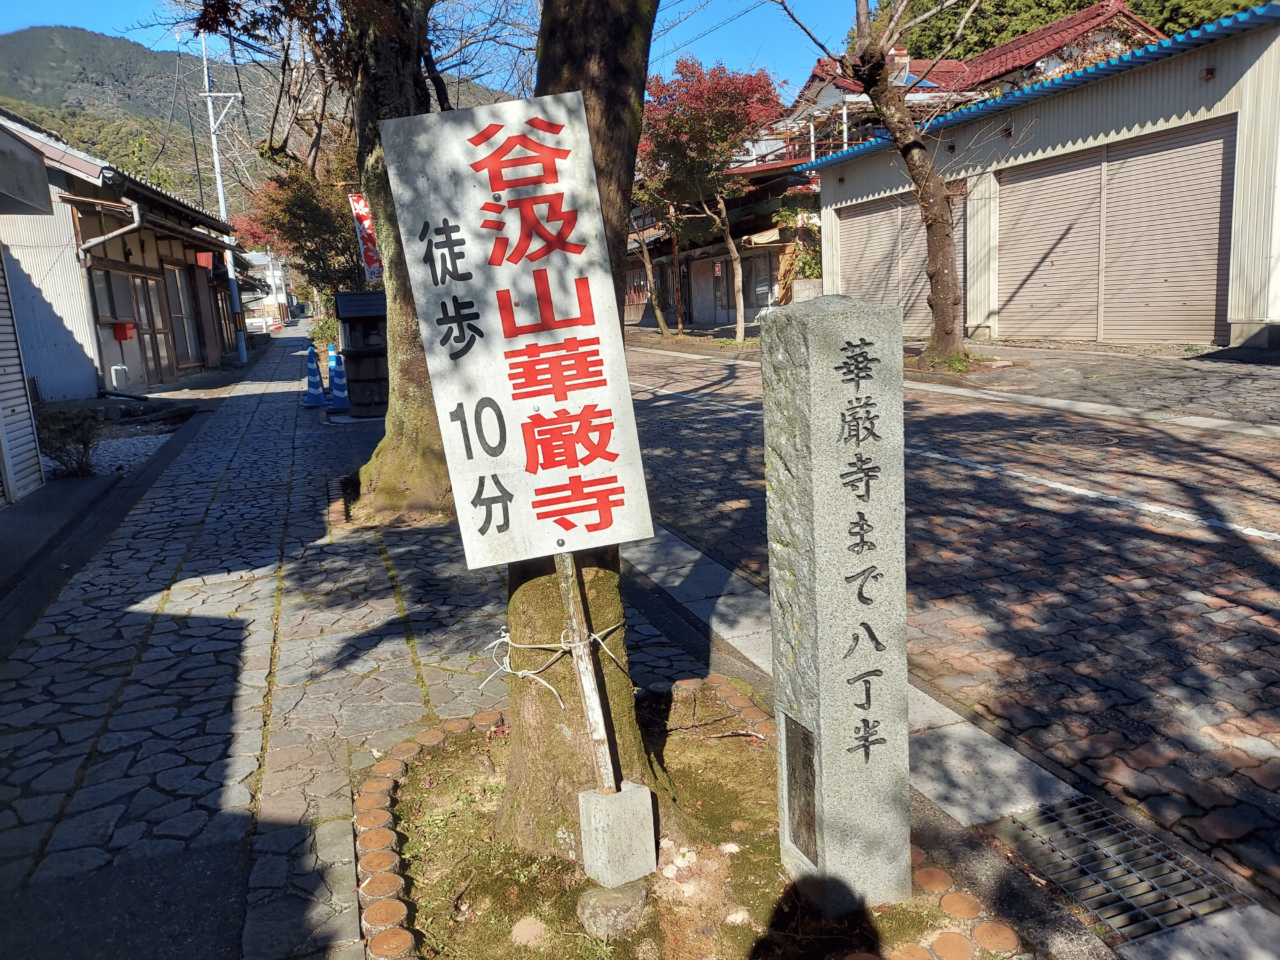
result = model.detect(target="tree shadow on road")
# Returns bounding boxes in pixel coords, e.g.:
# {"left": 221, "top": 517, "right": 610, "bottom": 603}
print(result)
{"left": 901, "top": 403, "right": 1280, "bottom": 891}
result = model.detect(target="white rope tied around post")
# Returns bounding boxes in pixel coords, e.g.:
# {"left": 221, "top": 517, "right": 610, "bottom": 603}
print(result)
{"left": 479, "top": 622, "right": 627, "bottom": 710}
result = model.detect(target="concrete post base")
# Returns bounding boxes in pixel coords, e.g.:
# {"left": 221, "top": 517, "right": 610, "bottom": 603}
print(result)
{"left": 578, "top": 781, "right": 657, "bottom": 888}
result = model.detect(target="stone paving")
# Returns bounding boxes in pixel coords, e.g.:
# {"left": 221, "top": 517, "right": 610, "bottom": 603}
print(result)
{"left": 948, "top": 344, "right": 1280, "bottom": 426}
{"left": 0, "top": 333, "right": 734, "bottom": 958}
{"left": 628, "top": 323, "right": 1280, "bottom": 424}
{"left": 626, "top": 347, "right": 1280, "bottom": 901}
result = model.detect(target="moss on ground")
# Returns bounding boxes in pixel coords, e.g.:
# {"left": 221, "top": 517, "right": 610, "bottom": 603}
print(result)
{"left": 395, "top": 687, "right": 989, "bottom": 959}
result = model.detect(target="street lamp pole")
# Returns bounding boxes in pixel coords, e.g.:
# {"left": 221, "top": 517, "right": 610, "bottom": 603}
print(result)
{"left": 200, "top": 34, "right": 248, "bottom": 364}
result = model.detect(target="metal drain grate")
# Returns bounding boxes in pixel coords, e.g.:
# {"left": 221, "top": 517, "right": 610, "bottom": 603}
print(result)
{"left": 990, "top": 797, "right": 1241, "bottom": 942}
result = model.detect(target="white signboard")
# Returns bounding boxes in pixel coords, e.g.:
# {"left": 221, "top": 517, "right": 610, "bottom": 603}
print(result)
{"left": 381, "top": 92, "right": 653, "bottom": 569}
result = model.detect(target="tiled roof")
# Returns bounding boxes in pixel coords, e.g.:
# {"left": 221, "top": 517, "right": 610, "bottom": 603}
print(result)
{"left": 953, "top": 0, "right": 1167, "bottom": 88}
{"left": 907, "top": 60, "right": 971, "bottom": 89}
{"left": 800, "top": 2, "right": 1280, "bottom": 172}
{"left": 0, "top": 110, "right": 231, "bottom": 232}
{"left": 792, "top": 0, "right": 1165, "bottom": 103}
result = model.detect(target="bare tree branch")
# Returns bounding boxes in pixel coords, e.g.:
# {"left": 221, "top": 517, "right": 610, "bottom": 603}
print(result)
{"left": 769, "top": 0, "right": 839, "bottom": 61}
{"left": 886, "top": 0, "right": 979, "bottom": 53}
{"left": 903, "top": 0, "right": 984, "bottom": 94}
{"left": 852, "top": 0, "right": 874, "bottom": 59}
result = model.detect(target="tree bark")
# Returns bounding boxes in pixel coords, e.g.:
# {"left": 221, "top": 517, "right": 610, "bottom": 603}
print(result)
{"left": 496, "top": 549, "right": 676, "bottom": 856}
{"left": 671, "top": 225, "right": 684, "bottom": 335}
{"left": 347, "top": 0, "right": 453, "bottom": 520}
{"left": 535, "top": 0, "right": 658, "bottom": 319}
{"left": 717, "top": 194, "right": 746, "bottom": 343}
{"left": 631, "top": 215, "right": 671, "bottom": 337}
{"left": 849, "top": 52, "right": 963, "bottom": 366}
{"left": 497, "top": 0, "right": 671, "bottom": 859}
{"left": 423, "top": 41, "right": 453, "bottom": 112}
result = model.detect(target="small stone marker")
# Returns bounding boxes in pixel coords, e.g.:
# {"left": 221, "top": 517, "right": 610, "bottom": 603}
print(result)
{"left": 763, "top": 295, "right": 911, "bottom": 914}
{"left": 579, "top": 780, "right": 657, "bottom": 887}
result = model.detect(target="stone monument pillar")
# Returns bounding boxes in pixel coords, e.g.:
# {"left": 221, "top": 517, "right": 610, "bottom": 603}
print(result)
{"left": 763, "top": 295, "right": 910, "bottom": 915}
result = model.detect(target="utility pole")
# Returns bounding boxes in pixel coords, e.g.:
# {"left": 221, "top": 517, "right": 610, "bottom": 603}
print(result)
{"left": 200, "top": 34, "right": 248, "bottom": 364}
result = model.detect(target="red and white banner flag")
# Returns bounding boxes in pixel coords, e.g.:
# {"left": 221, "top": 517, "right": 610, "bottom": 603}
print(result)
{"left": 348, "top": 193, "right": 384, "bottom": 282}
{"left": 382, "top": 93, "right": 653, "bottom": 569}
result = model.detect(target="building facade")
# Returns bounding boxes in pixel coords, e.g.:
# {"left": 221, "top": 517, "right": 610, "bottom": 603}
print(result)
{"left": 806, "top": 6, "right": 1280, "bottom": 348}
{"left": 0, "top": 111, "right": 247, "bottom": 402}
{"left": 0, "top": 123, "right": 49, "bottom": 503}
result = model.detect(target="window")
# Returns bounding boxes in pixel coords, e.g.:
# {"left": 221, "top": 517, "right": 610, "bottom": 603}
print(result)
{"left": 750, "top": 253, "right": 779, "bottom": 308}
{"left": 130, "top": 276, "right": 176, "bottom": 384}
{"left": 165, "top": 266, "right": 202, "bottom": 366}
{"left": 625, "top": 268, "right": 649, "bottom": 305}
{"left": 91, "top": 270, "right": 114, "bottom": 320}
{"left": 215, "top": 289, "right": 238, "bottom": 355}
{"left": 112, "top": 273, "right": 136, "bottom": 320}
{"left": 132, "top": 277, "right": 151, "bottom": 330}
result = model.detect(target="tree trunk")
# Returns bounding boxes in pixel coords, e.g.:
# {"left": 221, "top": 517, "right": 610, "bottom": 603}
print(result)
{"left": 497, "top": 0, "right": 670, "bottom": 859}
{"left": 496, "top": 549, "right": 676, "bottom": 856}
{"left": 671, "top": 229, "right": 684, "bottom": 335}
{"left": 631, "top": 215, "right": 671, "bottom": 337}
{"left": 717, "top": 194, "right": 746, "bottom": 343}
{"left": 347, "top": 0, "right": 453, "bottom": 521}
{"left": 853, "top": 54, "right": 963, "bottom": 366}
{"left": 536, "top": 0, "right": 659, "bottom": 319}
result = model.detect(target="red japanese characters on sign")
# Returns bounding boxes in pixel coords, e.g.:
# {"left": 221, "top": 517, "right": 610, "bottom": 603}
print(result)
{"left": 347, "top": 193, "right": 384, "bottom": 283}
{"left": 381, "top": 93, "right": 652, "bottom": 569}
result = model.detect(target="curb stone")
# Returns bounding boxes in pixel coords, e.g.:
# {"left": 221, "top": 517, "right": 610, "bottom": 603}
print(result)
{"left": 353, "top": 716, "right": 504, "bottom": 960}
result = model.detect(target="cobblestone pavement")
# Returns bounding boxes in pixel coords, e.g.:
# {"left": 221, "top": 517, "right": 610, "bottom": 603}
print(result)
{"left": 939, "top": 344, "right": 1280, "bottom": 425}
{"left": 627, "top": 347, "right": 1280, "bottom": 900}
{"left": 629, "top": 323, "right": 1280, "bottom": 425}
{"left": 0, "top": 334, "right": 732, "bottom": 959}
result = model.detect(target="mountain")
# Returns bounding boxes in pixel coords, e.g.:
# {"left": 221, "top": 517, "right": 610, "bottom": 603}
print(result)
{"left": 0, "top": 25, "right": 509, "bottom": 123}
{"left": 0, "top": 26, "right": 236, "bottom": 119}
{"left": 0, "top": 25, "right": 512, "bottom": 215}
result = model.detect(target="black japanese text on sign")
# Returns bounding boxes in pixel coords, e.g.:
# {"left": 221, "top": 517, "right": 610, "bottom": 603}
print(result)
{"left": 382, "top": 93, "right": 653, "bottom": 569}
{"left": 836, "top": 337, "right": 890, "bottom": 764}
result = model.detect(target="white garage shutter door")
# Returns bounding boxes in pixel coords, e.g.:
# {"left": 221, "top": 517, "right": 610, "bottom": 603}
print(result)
{"left": 1102, "top": 119, "right": 1235, "bottom": 343}
{"left": 901, "top": 197, "right": 966, "bottom": 337}
{"left": 998, "top": 149, "right": 1102, "bottom": 340}
{"left": 838, "top": 194, "right": 967, "bottom": 337}
{"left": 837, "top": 196, "right": 899, "bottom": 304}
{"left": 0, "top": 254, "right": 43, "bottom": 504}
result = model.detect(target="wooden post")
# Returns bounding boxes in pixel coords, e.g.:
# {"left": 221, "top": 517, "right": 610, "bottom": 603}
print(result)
{"left": 555, "top": 551, "right": 618, "bottom": 795}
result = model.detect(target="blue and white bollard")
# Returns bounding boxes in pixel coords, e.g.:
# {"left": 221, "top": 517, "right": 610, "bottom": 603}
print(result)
{"left": 328, "top": 354, "right": 351, "bottom": 412}
{"left": 304, "top": 345, "right": 326, "bottom": 408}
{"left": 328, "top": 343, "right": 338, "bottom": 380}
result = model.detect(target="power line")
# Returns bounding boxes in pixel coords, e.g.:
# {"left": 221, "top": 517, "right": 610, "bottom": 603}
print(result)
{"left": 654, "top": 0, "right": 716, "bottom": 40}
{"left": 146, "top": 49, "right": 182, "bottom": 180}
{"left": 651, "top": 0, "right": 769, "bottom": 64}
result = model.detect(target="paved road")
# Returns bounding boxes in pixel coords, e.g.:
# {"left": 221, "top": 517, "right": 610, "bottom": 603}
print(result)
{"left": 931, "top": 344, "right": 1280, "bottom": 425}
{"left": 0, "top": 334, "right": 736, "bottom": 960}
{"left": 626, "top": 347, "right": 1280, "bottom": 900}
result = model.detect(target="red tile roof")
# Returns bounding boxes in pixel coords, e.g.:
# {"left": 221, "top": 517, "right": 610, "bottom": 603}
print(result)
{"left": 793, "top": 0, "right": 1165, "bottom": 103}
{"left": 947, "top": 0, "right": 1167, "bottom": 89}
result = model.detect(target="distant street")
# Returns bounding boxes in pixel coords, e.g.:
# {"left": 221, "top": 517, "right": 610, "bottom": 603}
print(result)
{"left": 627, "top": 346, "right": 1280, "bottom": 892}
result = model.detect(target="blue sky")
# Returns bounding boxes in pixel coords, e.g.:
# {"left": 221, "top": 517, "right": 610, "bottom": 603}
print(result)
{"left": 0, "top": 0, "right": 853, "bottom": 101}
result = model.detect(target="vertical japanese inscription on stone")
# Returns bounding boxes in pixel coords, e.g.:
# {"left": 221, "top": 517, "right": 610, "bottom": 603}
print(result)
{"left": 764, "top": 295, "right": 910, "bottom": 916}
{"left": 784, "top": 714, "right": 818, "bottom": 865}
{"left": 381, "top": 94, "right": 652, "bottom": 569}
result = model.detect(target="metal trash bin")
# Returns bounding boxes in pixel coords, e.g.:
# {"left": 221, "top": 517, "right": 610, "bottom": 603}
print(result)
{"left": 334, "top": 291, "right": 389, "bottom": 418}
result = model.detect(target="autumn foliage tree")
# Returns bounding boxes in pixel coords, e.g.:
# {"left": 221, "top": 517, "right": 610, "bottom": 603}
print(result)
{"left": 232, "top": 136, "right": 367, "bottom": 309}
{"left": 639, "top": 59, "right": 782, "bottom": 344}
